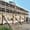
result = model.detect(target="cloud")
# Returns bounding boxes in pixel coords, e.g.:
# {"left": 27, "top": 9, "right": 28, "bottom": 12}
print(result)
{"left": 4, "top": 0, "right": 14, "bottom": 2}
{"left": 3, "top": 0, "right": 9, "bottom": 2}
{"left": 10, "top": 0, "right": 13, "bottom": 1}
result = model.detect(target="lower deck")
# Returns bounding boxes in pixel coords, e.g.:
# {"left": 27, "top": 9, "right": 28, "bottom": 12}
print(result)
{"left": 0, "top": 12, "right": 27, "bottom": 24}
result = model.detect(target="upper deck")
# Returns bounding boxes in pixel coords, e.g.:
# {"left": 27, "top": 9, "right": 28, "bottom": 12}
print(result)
{"left": 0, "top": 1, "right": 28, "bottom": 15}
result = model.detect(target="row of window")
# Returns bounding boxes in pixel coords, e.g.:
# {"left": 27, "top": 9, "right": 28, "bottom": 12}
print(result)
{"left": 0, "top": 8, "right": 15, "bottom": 13}
{"left": 0, "top": 1, "right": 15, "bottom": 8}
{"left": 0, "top": 8, "right": 12, "bottom": 13}
{"left": 0, "top": 7, "right": 20, "bottom": 14}
{"left": 0, "top": 1, "right": 21, "bottom": 10}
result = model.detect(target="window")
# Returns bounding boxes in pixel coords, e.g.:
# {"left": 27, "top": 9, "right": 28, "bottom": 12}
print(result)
{"left": 2, "top": 8, "right": 5, "bottom": 12}
{"left": 1, "top": 1, "right": 5, "bottom": 5}
{"left": 0, "top": 8, "right": 5, "bottom": 12}
{"left": 0, "top": 8, "right": 2, "bottom": 11}
{"left": 9, "top": 10, "right": 12, "bottom": 13}
{"left": 6, "top": 3, "right": 8, "bottom": 6}
{"left": 13, "top": 6, "right": 15, "bottom": 8}
{"left": 6, "top": 9, "right": 9, "bottom": 13}
{"left": 2, "top": 2, "right": 5, "bottom": 5}
{"left": 0, "top": 1, "right": 2, "bottom": 4}
{"left": 10, "top": 5, "right": 12, "bottom": 7}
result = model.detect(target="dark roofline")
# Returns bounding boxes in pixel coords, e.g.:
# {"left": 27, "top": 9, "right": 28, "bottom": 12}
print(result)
{"left": 0, "top": 1, "right": 15, "bottom": 7}
{"left": 0, "top": 1, "right": 28, "bottom": 12}
{"left": 16, "top": 6, "right": 28, "bottom": 12}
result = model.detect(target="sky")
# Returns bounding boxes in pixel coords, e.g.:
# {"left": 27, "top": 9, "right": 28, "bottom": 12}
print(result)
{"left": 4, "top": 0, "right": 30, "bottom": 17}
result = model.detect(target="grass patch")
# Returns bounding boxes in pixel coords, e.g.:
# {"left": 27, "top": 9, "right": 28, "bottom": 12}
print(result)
{"left": 0, "top": 25, "right": 13, "bottom": 30}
